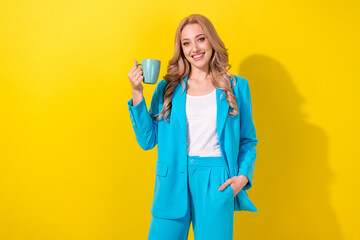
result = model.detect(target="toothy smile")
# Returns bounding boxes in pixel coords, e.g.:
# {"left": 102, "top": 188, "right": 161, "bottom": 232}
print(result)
{"left": 192, "top": 52, "right": 205, "bottom": 59}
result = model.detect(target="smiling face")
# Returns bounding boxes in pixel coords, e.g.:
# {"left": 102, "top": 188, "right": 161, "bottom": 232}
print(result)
{"left": 181, "top": 23, "right": 213, "bottom": 72}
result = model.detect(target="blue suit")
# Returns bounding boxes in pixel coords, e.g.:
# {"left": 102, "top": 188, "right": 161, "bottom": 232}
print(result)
{"left": 127, "top": 74, "right": 258, "bottom": 220}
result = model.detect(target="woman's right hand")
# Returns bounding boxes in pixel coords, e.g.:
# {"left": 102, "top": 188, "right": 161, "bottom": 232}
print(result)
{"left": 128, "top": 59, "right": 144, "bottom": 94}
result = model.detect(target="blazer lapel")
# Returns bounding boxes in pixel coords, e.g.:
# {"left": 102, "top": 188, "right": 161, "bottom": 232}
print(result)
{"left": 172, "top": 74, "right": 230, "bottom": 144}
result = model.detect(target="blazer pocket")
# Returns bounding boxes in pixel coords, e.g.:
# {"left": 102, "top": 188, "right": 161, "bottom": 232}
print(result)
{"left": 155, "top": 162, "right": 168, "bottom": 177}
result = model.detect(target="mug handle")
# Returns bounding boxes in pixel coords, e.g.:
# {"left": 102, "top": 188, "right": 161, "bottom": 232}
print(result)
{"left": 135, "top": 63, "right": 144, "bottom": 82}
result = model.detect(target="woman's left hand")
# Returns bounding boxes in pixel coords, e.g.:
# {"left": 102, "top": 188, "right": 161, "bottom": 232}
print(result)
{"left": 218, "top": 175, "right": 249, "bottom": 197}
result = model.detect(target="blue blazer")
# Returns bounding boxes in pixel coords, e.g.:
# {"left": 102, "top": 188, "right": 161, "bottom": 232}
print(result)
{"left": 127, "top": 74, "right": 258, "bottom": 219}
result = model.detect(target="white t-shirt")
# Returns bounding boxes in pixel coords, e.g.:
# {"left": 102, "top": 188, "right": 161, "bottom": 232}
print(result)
{"left": 185, "top": 89, "right": 222, "bottom": 157}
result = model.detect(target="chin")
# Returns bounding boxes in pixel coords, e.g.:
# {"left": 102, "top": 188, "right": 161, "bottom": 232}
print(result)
{"left": 194, "top": 60, "right": 210, "bottom": 68}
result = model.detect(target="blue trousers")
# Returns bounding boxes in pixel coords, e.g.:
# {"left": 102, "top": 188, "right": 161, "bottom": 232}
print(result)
{"left": 147, "top": 155, "right": 234, "bottom": 240}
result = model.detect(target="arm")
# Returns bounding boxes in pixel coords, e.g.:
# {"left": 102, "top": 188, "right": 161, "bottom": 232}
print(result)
{"left": 127, "top": 80, "right": 164, "bottom": 150}
{"left": 237, "top": 79, "right": 258, "bottom": 190}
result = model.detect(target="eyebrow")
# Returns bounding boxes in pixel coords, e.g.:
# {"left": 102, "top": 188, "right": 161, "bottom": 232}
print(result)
{"left": 182, "top": 34, "right": 205, "bottom": 41}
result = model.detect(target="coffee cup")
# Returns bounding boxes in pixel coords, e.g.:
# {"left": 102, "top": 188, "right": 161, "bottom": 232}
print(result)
{"left": 136, "top": 59, "right": 161, "bottom": 84}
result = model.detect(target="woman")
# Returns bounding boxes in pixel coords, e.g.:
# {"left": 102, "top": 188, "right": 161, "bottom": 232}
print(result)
{"left": 127, "top": 14, "right": 258, "bottom": 240}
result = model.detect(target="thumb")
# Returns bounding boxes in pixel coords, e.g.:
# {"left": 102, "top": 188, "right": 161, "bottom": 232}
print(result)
{"left": 134, "top": 59, "right": 138, "bottom": 65}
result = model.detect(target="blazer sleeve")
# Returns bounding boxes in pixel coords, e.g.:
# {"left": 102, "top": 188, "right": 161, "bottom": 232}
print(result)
{"left": 127, "top": 80, "right": 164, "bottom": 150}
{"left": 237, "top": 79, "right": 258, "bottom": 190}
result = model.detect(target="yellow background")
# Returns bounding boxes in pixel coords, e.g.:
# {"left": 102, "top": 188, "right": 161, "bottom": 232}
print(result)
{"left": 1, "top": 0, "right": 359, "bottom": 239}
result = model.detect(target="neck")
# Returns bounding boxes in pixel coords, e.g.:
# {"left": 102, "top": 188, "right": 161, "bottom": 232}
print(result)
{"left": 188, "top": 66, "right": 210, "bottom": 82}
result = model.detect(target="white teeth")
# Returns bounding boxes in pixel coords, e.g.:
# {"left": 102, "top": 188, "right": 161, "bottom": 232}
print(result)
{"left": 193, "top": 53, "right": 204, "bottom": 59}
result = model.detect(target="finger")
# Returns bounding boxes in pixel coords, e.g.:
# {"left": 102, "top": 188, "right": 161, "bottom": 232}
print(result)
{"left": 129, "top": 59, "right": 139, "bottom": 73}
{"left": 134, "top": 70, "right": 143, "bottom": 80}
{"left": 129, "top": 67, "right": 141, "bottom": 78}
{"left": 129, "top": 64, "right": 138, "bottom": 74}
{"left": 136, "top": 75, "right": 144, "bottom": 84}
{"left": 218, "top": 183, "right": 227, "bottom": 191}
{"left": 134, "top": 65, "right": 142, "bottom": 74}
{"left": 218, "top": 179, "right": 232, "bottom": 191}
{"left": 133, "top": 71, "right": 143, "bottom": 85}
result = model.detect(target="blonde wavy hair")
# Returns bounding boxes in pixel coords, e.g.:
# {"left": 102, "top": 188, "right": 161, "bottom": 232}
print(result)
{"left": 154, "top": 13, "right": 238, "bottom": 122}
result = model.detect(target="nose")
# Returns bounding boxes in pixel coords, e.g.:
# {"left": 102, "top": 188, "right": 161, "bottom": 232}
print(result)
{"left": 192, "top": 42, "right": 201, "bottom": 52}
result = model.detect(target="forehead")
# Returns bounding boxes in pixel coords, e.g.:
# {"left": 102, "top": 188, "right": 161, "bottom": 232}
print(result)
{"left": 181, "top": 23, "right": 205, "bottom": 39}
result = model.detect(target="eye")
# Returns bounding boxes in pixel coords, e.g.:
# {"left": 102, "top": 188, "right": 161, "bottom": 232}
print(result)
{"left": 182, "top": 37, "right": 205, "bottom": 46}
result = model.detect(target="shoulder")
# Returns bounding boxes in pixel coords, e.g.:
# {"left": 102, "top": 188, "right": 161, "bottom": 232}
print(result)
{"left": 154, "top": 79, "right": 168, "bottom": 93}
{"left": 156, "top": 79, "right": 167, "bottom": 88}
{"left": 151, "top": 79, "right": 168, "bottom": 103}
{"left": 229, "top": 74, "right": 249, "bottom": 93}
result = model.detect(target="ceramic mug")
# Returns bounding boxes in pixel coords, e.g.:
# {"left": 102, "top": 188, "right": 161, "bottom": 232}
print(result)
{"left": 136, "top": 59, "right": 161, "bottom": 84}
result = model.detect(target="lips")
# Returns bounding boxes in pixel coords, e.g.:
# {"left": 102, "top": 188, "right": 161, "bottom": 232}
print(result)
{"left": 192, "top": 52, "right": 205, "bottom": 58}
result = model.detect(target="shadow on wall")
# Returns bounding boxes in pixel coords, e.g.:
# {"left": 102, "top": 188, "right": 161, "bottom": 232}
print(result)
{"left": 233, "top": 55, "right": 342, "bottom": 240}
